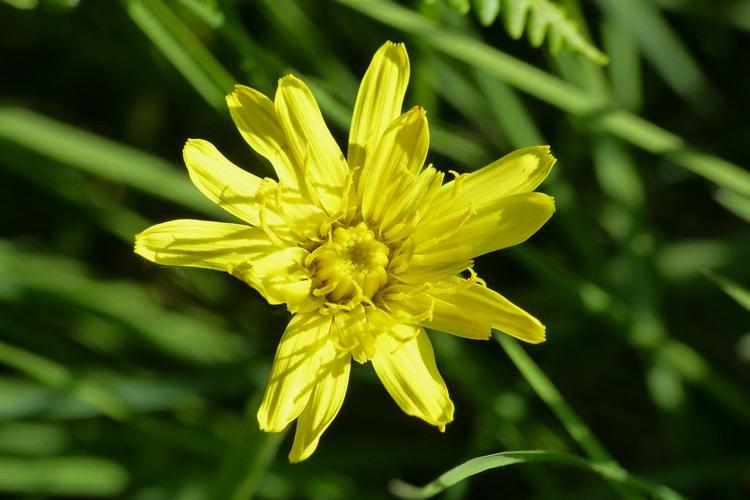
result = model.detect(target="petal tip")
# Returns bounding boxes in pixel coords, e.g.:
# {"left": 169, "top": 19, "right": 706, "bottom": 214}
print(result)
{"left": 183, "top": 138, "right": 205, "bottom": 152}
{"left": 410, "top": 105, "right": 427, "bottom": 117}
{"left": 278, "top": 74, "right": 300, "bottom": 87}
{"left": 525, "top": 323, "right": 547, "bottom": 344}
{"left": 288, "top": 443, "right": 316, "bottom": 463}
{"left": 547, "top": 195, "right": 557, "bottom": 215}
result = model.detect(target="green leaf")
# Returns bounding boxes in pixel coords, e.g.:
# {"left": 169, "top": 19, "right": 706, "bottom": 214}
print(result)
{"left": 177, "top": 0, "right": 224, "bottom": 28}
{"left": 594, "top": 0, "right": 710, "bottom": 107}
{"left": 0, "top": 242, "right": 245, "bottom": 365}
{"left": 471, "top": 0, "right": 501, "bottom": 25}
{"left": 496, "top": 336, "right": 613, "bottom": 460}
{"left": 0, "top": 423, "right": 68, "bottom": 456}
{"left": 0, "top": 375, "right": 207, "bottom": 421}
{"left": 124, "top": 0, "right": 235, "bottom": 110}
{"left": 0, "top": 456, "right": 128, "bottom": 497}
{"left": 715, "top": 189, "right": 750, "bottom": 224}
{"left": 0, "top": 341, "right": 129, "bottom": 420}
{"left": 333, "top": 0, "right": 750, "bottom": 197}
{"left": 210, "top": 394, "right": 286, "bottom": 500}
{"left": 390, "top": 450, "right": 684, "bottom": 500}
{"left": 1, "top": 0, "right": 38, "bottom": 8}
{"left": 463, "top": 0, "right": 609, "bottom": 65}
{"left": 0, "top": 107, "right": 223, "bottom": 218}
{"left": 706, "top": 272, "right": 750, "bottom": 312}
{"left": 444, "top": 0, "right": 470, "bottom": 14}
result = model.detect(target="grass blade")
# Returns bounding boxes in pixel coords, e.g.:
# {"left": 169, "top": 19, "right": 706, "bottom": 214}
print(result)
{"left": 0, "top": 241, "right": 244, "bottom": 365}
{"left": 0, "top": 456, "right": 128, "bottom": 497}
{"left": 706, "top": 272, "right": 750, "bottom": 312}
{"left": 715, "top": 189, "right": 750, "bottom": 224}
{"left": 390, "top": 450, "right": 684, "bottom": 500}
{"left": 210, "top": 395, "right": 285, "bottom": 500}
{"left": 594, "top": 0, "right": 710, "bottom": 107}
{"left": 0, "top": 107, "right": 222, "bottom": 218}
{"left": 496, "top": 335, "right": 642, "bottom": 499}
{"left": 496, "top": 335, "right": 611, "bottom": 460}
{"left": 0, "top": 341, "right": 128, "bottom": 420}
{"left": 333, "top": 0, "right": 750, "bottom": 196}
{"left": 125, "top": 0, "right": 234, "bottom": 109}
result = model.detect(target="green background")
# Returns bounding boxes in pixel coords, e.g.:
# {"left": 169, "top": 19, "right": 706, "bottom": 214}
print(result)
{"left": 1, "top": 0, "right": 749, "bottom": 498}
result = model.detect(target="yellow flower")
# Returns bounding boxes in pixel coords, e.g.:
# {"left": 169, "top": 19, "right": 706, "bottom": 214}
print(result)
{"left": 134, "top": 41, "right": 555, "bottom": 462}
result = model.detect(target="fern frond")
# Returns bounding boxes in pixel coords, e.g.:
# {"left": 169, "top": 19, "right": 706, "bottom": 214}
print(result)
{"left": 464, "top": 0, "right": 609, "bottom": 65}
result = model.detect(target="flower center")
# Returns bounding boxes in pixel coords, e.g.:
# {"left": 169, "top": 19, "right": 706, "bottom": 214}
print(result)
{"left": 310, "top": 222, "right": 390, "bottom": 304}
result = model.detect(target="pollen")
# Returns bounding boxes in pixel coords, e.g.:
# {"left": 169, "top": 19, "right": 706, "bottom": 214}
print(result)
{"left": 310, "top": 222, "right": 390, "bottom": 303}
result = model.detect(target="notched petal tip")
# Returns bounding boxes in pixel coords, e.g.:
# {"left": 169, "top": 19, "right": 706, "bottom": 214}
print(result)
{"left": 537, "top": 193, "right": 557, "bottom": 217}
{"left": 256, "top": 416, "right": 287, "bottom": 434}
{"left": 380, "top": 39, "right": 407, "bottom": 52}
{"left": 497, "top": 317, "right": 546, "bottom": 344}
{"left": 226, "top": 84, "right": 273, "bottom": 110}
{"left": 132, "top": 226, "right": 157, "bottom": 260}
{"left": 182, "top": 137, "right": 209, "bottom": 158}
{"left": 225, "top": 84, "right": 252, "bottom": 106}
{"left": 277, "top": 74, "right": 302, "bottom": 88}
{"left": 224, "top": 91, "right": 237, "bottom": 108}
{"left": 523, "top": 322, "right": 546, "bottom": 344}
{"left": 406, "top": 105, "right": 427, "bottom": 118}
{"left": 132, "top": 237, "right": 145, "bottom": 257}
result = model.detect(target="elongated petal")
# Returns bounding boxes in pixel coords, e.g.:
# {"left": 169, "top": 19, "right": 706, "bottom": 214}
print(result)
{"left": 388, "top": 279, "right": 545, "bottom": 343}
{"left": 244, "top": 246, "right": 322, "bottom": 313}
{"left": 257, "top": 314, "right": 332, "bottom": 432}
{"left": 134, "top": 219, "right": 274, "bottom": 272}
{"left": 436, "top": 146, "right": 556, "bottom": 211}
{"left": 440, "top": 281, "right": 545, "bottom": 343}
{"left": 275, "top": 75, "right": 348, "bottom": 214}
{"left": 372, "top": 329, "right": 454, "bottom": 430}
{"left": 348, "top": 41, "right": 410, "bottom": 170}
{"left": 226, "top": 85, "right": 299, "bottom": 188}
{"left": 412, "top": 192, "right": 555, "bottom": 271}
{"left": 183, "top": 139, "right": 266, "bottom": 225}
{"left": 289, "top": 343, "right": 351, "bottom": 462}
{"left": 359, "top": 107, "right": 429, "bottom": 225}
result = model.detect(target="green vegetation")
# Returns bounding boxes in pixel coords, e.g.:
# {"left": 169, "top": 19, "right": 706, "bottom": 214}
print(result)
{"left": 1, "top": 0, "right": 748, "bottom": 498}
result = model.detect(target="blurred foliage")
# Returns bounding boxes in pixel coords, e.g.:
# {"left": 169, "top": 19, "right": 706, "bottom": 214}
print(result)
{"left": 1, "top": 0, "right": 749, "bottom": 498}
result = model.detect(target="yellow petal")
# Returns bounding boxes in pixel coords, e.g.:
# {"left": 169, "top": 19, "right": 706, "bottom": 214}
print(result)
{"left": 275, "top": 75, "right": 348, "bottom": 214}
{"left": 183, "top": 139, "right": 266, "bottom": 225}
{"left": 331, "top": 305, "right": 378, "bottom": 364}
{"left": 289, "top": 343, "right": 351, "bottom": 463}
{"left": 412, "top": 192, "right": 555, "bottom": 273}
{"left": 379, "top": 165, "right": 444, "bottom": 238}
{"left": 257, "top": 314, "right": 332, "bottom": 432}
{"left": 134, "top": 219, "right": 274, "bottom": 272}
{"left": 348, "top": 41, "right": 410, "bottom": 171}
{"left": 371, "top": 329, "right": 454, "bottom": 430}
{"left": 438, "top": 146, "right": 556, "bottom": 209}
{"left": 226, "top": 85, "right": 299, "bottom": 188}
{"left": 245, "top": 247, "right": 322, "bottom": 313}
{"left": 359, "top": 107, "right": 429, "bottom": 225}
{"left": 394, "top": 279, "right": 544, "bottom": 343}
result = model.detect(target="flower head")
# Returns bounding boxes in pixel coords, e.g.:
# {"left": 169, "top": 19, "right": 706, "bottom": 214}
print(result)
{"left": 135, "top": 42, "right": 555, "bottom": 462}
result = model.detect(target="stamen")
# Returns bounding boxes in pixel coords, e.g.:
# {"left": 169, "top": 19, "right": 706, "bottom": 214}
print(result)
{"left": 309, "top": 222, "right": 390, "bottom": 306}
{"left": 313, "top": 280, "right": 338, "bottom": 297}
{"left": 448, "top": 170, "right": 464, "bottom": 199}
{"left": 340, "top": 167, "right": 358, "bottom": 213}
